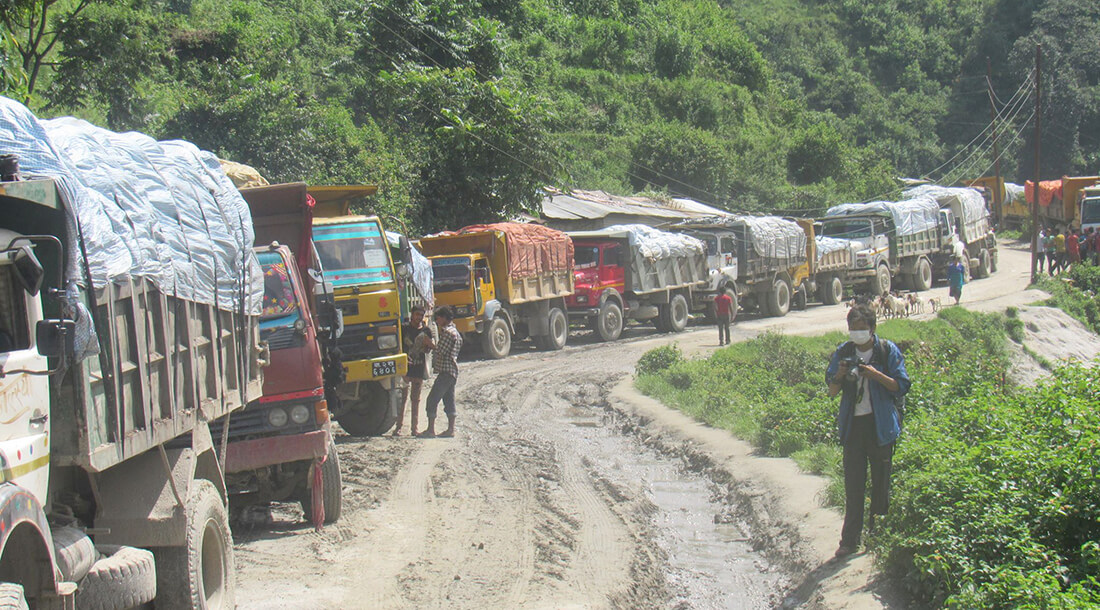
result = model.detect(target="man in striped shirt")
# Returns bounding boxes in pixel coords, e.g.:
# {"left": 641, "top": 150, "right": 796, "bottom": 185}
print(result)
{"left": 421, "top": 306, "right": 463, "bottom": 438}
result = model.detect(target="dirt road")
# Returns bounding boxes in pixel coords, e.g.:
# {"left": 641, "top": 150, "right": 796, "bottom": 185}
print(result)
{"left": 234, "top": 240, "right": 1039, "bottom": 609}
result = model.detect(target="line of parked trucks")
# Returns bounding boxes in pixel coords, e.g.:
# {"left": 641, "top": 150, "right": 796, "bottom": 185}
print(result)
{"left": 0, "top": 94, "right": 1000, "bottom": 610}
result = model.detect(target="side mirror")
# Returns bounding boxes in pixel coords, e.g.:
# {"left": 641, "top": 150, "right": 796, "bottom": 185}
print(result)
{"left": 398, "top": 235, "right": 413, "bottom": 267}
{"left": 13, "top": 246, "right": 44, "bottom": 296}
{"left": 36, "top": 319, "right": 75, "bottom": 358}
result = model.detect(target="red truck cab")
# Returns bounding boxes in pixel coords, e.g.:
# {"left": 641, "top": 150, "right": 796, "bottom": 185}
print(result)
{"left": 219, "top": 242, "right": 341, "bottom": 526}
{"left": 566, "top": 240, "right": 625, "bottom": 310}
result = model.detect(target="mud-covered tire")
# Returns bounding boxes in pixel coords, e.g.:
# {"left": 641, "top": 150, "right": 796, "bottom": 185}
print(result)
{"left": 792, "top": 287, "right": 808, "bottom": 311}
{"left": 335, "top": 383, "right": 395, "bottom": 436}
{"left": 0, "top": 583, "right": 27, "bottom": 610}
{"left": 75, "top": 545, "right": 156, "bottom": 610}
{"left": 668, "top": 294, "right": 689, "bottom": 332}
{"left": 977, "top": 248, "right": 991, "bottom": 278}
{"left": 480, "top": 317, "right": 511, "bottom": 359}
{"left": 153, "top": 480, "right": 235, "bottom": 610}
{"left": 51, "top": 526, "right": 97, "bottom": 583}
{"left": 913, "top": 257, "right": 933, "bottom": 291}
{"left": 301, "top": 438, "right": 342, "bottom": 525}
{"left": 539, "top": 307, "right": 568, "bottom": 351}
{"left": 767, "top": 278, "right": 791, "bottom": 318}
{"left": 821, "top": 275, "right": 844, "bottom": 305}
{"left": 595, "top": 300, "right": 623, "bottom": 342}
{"left": 875, "top": 264, "right": 892, "bottom": 295}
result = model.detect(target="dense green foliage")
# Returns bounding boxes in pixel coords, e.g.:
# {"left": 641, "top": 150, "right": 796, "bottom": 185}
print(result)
{"left": 1035, "top": 263, "right": 1100, "bottom": 336}
{"left": 1, "top": 0, "right": 1096, "bottom": 230}
{"left": 637, "top": 309, "right": 1100, "bottom": 607}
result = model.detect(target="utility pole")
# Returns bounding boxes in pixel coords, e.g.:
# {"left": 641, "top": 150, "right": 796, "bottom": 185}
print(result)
{"left": 1031, "top": 44, "right": 1041, "bottom": 284}
{"left": 987, "top": 57, "right": 1003, "bottom": 227}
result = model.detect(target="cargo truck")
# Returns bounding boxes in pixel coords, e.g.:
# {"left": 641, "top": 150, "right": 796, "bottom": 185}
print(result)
{"left": 1081, "top": 186, "right": 1100, "bottom": 233}
{"left": 565, "top": 224, "right": 707, "bottom": 340}
{"left": 1023, "top": 176, "right": 1100, "bottom": 232}
{"left": 419, "top": 223, "right": 574, "bottom": 359}
{"left": 821, "top": 197, "right": 949, "bottom": 294}
{"left": 903, "top": 185, "right": 998, "bottom": 279}
{"left": 0, "top": 114, "right": 263, "bottom": 610}
{"left": 794, "top": 219, "right": 858, "bottom": 305}
{"left": 667, "top": 224, "right": 739, "bottom": 321}
{"left": 673, "top": 216, "right": 808, "bottom": 317}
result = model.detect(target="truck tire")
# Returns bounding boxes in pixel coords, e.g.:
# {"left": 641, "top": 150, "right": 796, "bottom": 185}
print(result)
{"left": 301, "top": 437, "right": 342, "bottom": 525}
{"left": 767, "top": 278, "right": 791, "bottom": 318}
{"left": 875, "top": 264, "right": 892, "bottom": 295}
{"left": 480, "top": 317, "right": 511, "bottom": 359}
{"left": 990, "top": 249, "right": 998, "bottom": 273}
{"left": 75, "top": 545, "right": 157, "bottom": 610}
{"left": 668, "top": 294, "right": 689, "bottom": 332}
{"left": 335, "top": 383, "right": 396, "bottom": 436}
{"left": 977, "top": 249, "right": 991, "bottom": 278}
{"left": 595, "top": 301, "right": 623, "bottom": 342}
{"left": 792, "top": 286, "right": 808, "bottom": 311}
{"left": 153, "top": 480, "right": 234, "bottom": 610}
{"left": 913, "top": 258, "right": 933, "bottom": 291}
{"left": 539, "top": 307, "right": 568, "bottom": 351}
{"left": 821, "top": 275, "right": 844, "bottom": 305}
{"left": 51, "top": 525, "right": 97, "bottom": 583}
{"left": 0, "top": 583, "right": 27, "bottom": 610}
{"left": 652, "top": 307, "right": 670, "bottom": 332}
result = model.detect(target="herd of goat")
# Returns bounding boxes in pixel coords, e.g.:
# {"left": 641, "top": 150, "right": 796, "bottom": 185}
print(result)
{"left": 848, "top": 292, "right": 943, "bottom": 319}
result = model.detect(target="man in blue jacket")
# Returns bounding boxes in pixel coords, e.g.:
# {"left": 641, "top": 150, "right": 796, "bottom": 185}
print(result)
{"left": 825, "top": 303, "right": 911, "bottom": 557}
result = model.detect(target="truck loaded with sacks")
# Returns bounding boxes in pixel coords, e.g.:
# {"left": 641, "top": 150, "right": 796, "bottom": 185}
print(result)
{"left": 821, "top": 196, "right": 951, "bottom": 295}
{"left": 419, "top": 223, "right": 574, "bottom": 359}
{"left": 902, "top": 185, "right": 998, "bottom": 280}
{"left": 565, "top": 224, "right": 708, "bottom": 339}
{"left": 0, "top": 98, "right": 264, "bottom": 608}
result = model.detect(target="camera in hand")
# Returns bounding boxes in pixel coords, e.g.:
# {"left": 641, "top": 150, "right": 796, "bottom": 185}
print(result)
{"left": 840, "top": 355, "right": 863, "bottom": 381}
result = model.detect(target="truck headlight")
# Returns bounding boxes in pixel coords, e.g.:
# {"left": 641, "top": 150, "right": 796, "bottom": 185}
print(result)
{"left": 378, "top": 334, "right": 398, "bottom": 350}
{"left": 267, "top": 407, "right": 289, "bottom": 428}
{"left": 290, "top": 404, "right": 311, "bottom": 425}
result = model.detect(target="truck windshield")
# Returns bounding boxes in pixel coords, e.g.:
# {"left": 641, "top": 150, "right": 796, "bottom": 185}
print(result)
{"left": 312, "top": 221, "right": 392, "bottom": 287}
{"left": 575, "top": 246, "right": 600, "bottom": 268}
{"left": 432, "top": 257, "right": 471, "bottom": 292}
{"left": 257, "top": 251, "right": 299, "bottom": 326}
{"left": 1082, "top": 199, "right": 1100, "bottom": 224}
{"left": 821, "top": 221, "right": 872, "bottom": 239}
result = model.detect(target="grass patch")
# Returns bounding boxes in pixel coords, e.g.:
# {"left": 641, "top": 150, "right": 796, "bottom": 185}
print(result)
{"left": 636, "top": 308, "right": 1100, "bottom": 608}
{"left": 1033, "top": 264, "right": 1100, "bottom": 335}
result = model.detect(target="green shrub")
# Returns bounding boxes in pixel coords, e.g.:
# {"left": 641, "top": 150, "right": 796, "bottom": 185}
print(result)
{"left": 636, "top": 343, "right": 683, "bottom": 375}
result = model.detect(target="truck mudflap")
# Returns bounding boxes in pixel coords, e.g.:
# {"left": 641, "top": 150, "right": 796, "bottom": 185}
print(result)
{"left": 343, "top": 353, "right": 408, "bottom": 382}
{"left": 223, "top": 430, "right": 329, "bottom": 474}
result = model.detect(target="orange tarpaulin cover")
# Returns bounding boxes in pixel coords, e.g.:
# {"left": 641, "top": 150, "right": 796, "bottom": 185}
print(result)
{"left": 457, "top": 222, "right": 574, "bottom": 279}
{"left": 1025, "top": 180, "right": 1062, "bottom": 207}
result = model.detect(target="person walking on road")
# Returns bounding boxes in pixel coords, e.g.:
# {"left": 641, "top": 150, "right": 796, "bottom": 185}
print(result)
{"left": 394, "top": 306, "right": 432, "bottom": 436}
{"left": 421, "top": 306, "right": 462, "bottom": 438}
{"left": 714, "top": 291, "right": 734, "bottom": 346}
{"left": 947, "top": 256, "right": 966, "bottom": 306}
{"left": 825, "top": 303, "right": 910, "bottom": 558}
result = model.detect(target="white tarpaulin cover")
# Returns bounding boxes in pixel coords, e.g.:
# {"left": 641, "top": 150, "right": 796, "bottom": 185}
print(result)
{"left": 902, "top": 184, "right": 988, "bottom": 225}
{"left": 0, "top": 96, "right": 262, "bottom": 313}
{"left": 815, "top": 235, "right": 852, "bottom": 261}
{"left": 603, "top": 224, "right": 705, "bottom": 260}
{"left": 387, "top": 231, "right": 434, "bottom": 306}
{"left": 826, "top": 196, "right": 940, "bottom": 236}
{"left": 1005, "top": 182, "right": 1025, "bottom": 204}
{"left": 734, "top": 216, "right": 806, "bottom": 260}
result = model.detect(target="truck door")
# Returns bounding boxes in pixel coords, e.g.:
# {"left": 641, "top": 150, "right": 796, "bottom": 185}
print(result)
{"left": 473, "top": 257, "right": 493, "bottom": 314}
{"left": 0, "top": 260, "right": 50, "bottom": 504}
{"left": 601, "top": 244, "right": 625, "bottom": 288}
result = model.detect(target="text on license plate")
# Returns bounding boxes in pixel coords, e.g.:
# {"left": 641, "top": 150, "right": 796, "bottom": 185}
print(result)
{"left": 372, "top": 360, "right": 397, "bottom": 377}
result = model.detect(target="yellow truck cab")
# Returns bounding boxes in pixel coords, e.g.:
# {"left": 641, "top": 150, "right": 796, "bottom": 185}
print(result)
{"left": 431, "top": 252, "right": 495, "bottom": 335}
{"left": 309, "top": 187, "right": 408, "bottom": 436}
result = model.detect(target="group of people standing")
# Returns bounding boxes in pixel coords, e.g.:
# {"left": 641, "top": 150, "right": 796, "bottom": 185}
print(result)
{"left": 1037, "top": 226, "right": 1100, "bottom": 275}
{"left": 392, "top": 305, "right": 463, "bottom": 438}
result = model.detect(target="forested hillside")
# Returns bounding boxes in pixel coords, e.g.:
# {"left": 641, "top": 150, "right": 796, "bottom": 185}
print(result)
{"left": 2, "top": 0, "right": 1097, "bottom": 231}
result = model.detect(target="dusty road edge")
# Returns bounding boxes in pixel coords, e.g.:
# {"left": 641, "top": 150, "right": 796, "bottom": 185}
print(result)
{"left": 608, "top": 376, "right": 891, "bottom": 610}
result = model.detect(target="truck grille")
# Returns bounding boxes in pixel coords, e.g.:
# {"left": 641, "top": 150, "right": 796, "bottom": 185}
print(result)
{"left": 211, "top": 402, "right": 318, "bottom": 444}
{"left": 261, "top": 326, "right": 303, "bottom": 351}
{"left": 335, "top": 322, "right": 397, "bottom": 361}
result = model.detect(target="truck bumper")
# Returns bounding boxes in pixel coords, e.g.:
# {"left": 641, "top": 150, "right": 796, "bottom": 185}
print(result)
{"left": 567, "top": 307, "right": 599, "bottom": 319}
{"left": 225, "top": 430, "right": 329, "bottom": 473}
{"left": 848, "top": 269, "right": 876, "bottom": 279}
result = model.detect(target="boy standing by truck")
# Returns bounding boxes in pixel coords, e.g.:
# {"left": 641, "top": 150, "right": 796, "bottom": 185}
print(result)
{"left": 395, "top": 306, "right": 432, "bottom": 436}
{"left": 714, "top": 291, "right": 734, "bottom": 345}
{"left": 422, "top": 306, "right": 462, "bottom": 438}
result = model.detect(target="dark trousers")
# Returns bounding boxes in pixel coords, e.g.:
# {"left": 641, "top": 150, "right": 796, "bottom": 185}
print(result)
{"left": 841, "top": 414, "right": 894, "bottom": 547}
{"left": 1037, "top": 251, "right": 1046, "bottom": 273}
{"left": 425, "top": 372, "right": 457, "bottom": 419}
{"left": 717, "top": 314, "right": 731, "bottom": 345}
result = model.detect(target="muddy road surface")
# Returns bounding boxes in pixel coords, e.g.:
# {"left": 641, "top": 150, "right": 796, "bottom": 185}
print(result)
{"left": 233, "top": 240, "right": 1036, "bottom": 609}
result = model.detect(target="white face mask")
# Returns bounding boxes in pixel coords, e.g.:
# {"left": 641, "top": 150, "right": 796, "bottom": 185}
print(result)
{"left": 849, "top": 329, "right": 872, "bottom": 345}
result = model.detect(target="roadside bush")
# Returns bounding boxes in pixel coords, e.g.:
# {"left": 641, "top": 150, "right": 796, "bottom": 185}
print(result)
{"left": 636, "top": 309, "right": 1100, "bottom": 606}
{"left": 1037, "top": 264, "right": 1100, "bottom": 335}
{"left": 635, "top": 343, "right": 682, "bottom": 375}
